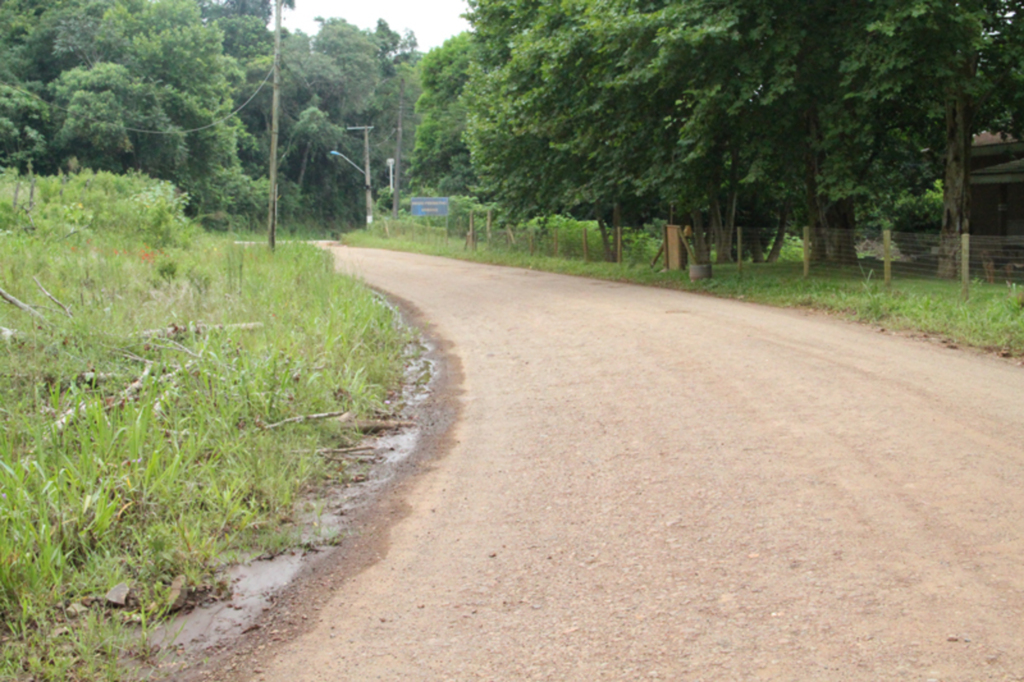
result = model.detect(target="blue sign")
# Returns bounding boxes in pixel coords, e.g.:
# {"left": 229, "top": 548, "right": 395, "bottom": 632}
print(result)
{"left": 411, "top": 197, "right": 449, "bottom": 217}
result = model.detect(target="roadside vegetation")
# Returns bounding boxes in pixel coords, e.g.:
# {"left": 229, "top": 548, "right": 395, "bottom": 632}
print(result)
{"left": 348, "top": 226, "right": 1024, "bottom": 357}
{"left": 0, "top": 172, "right": 408, "bottom": 680}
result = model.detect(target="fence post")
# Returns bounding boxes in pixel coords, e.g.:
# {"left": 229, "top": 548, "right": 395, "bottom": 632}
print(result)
{"left": 665, "top": 225, "right": 683, "bottom": 271}
{"left": 961, "top": 232, "right": 970, "bottom": 301}
{"left": 470, "top": 211, "right": 476, "bottom": 251}
{"left": 883, "top": 229, "right": 892, "bottom": 286}
{"left": 529, "top": 228, "right": 534, "bottom": 256}
{"left": 553, "top": 227, "right": 559, "bottom": 258}
{"left": 737, "top": 226, "right": 743, "bottom": 275}
{"left": 486, "top": 209, "right": 492, "bottom": 246}
{"left": 803, "top": 224, "right": 810, "bottom": 278}
{"left": 582, "top": 227, "right": 589, "bottom": 262}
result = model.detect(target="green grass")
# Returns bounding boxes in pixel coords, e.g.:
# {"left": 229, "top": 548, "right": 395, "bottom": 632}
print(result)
{"left": 347, "top": 226, "right": 1024, "bottom": 356}
{"left": 1, "top": 172, "right": 408, "bottom": 680}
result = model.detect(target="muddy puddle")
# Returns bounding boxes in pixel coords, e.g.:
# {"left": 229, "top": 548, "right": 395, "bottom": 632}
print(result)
{"left": 149, "top": 332, "right": 436, "bottom": 661}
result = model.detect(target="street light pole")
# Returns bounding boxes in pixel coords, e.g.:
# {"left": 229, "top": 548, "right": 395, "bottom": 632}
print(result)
{"left": 393, "top": 78, "right": 404, "bottom": 219}
{"left": 347, "top": 125, "right": 374, "bottom": 226}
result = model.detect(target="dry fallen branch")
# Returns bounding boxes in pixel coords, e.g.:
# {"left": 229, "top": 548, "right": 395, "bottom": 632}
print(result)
{"left": 53, "top": 363, "right": 155, "bottom": 432}
{"left": 33, "top": 277, "right": 72, "bottom": 318}
{"left": 264, "top": 412, "right": 413, "bottom": 433}
{"left": 139, "top": 322, "right": 263, "bottom": 340}
{"left": 148, "top": 338, "right": 201, "bottom": 359}
{"left": 0, "top": 285, "right": 47, "bottom": 324}
{"left": 264, "top": 411, "right": 352, "bottom": 430}
{"left": 354, "top": 418, "right": 415, "bottom": 433}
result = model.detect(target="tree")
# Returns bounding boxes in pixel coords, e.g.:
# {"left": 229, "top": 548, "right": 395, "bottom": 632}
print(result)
{"left": 411, "top": 32, "right": 476, "bottom": 196}
{"left": 854, "top": 0, "right": 1024, "bottom": 276}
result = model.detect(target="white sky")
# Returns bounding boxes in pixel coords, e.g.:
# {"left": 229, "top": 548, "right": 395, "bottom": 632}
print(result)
{"left": 281, "top": 0, "right": 472, "bottom": 52}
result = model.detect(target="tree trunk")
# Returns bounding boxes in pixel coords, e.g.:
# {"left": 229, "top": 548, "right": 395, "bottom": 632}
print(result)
{"left": 804, "top": 110, "right": 829, "bottom": 262}
{"left": 297, "top": 142, "right": 312, "bottom": 190}
{"left": 766, "top": 200, "right": 790, "bottom": 263}
{"left": 938, "top": 91, "right": 974, "bottom": 279}
{"left": 825, "top": 196, "right": 858, "bottom": 266}
{"left": 691, "top": 208, "right": 709, "bottom": 264}
{"left": 597, "top": 216, "right": 614, "bottom": 262}
{"left": 716, "top": 146, "right": 739, "bottom": 264}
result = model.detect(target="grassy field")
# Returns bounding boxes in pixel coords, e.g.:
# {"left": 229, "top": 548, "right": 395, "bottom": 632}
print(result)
{"left": 1, "top": 172, "right": 409, "bottom": 680}
{"left": 346, "top": 228, "right": 1024, "bottom": 356}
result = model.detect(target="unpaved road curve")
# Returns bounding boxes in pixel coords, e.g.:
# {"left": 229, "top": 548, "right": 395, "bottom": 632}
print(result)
{"left": 253, "top": 247, "right": 1024, "bottom": 681}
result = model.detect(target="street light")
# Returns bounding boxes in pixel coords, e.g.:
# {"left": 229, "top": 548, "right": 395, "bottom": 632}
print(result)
{"left": 329, "top": 149, "right": 373, "bottom": 225}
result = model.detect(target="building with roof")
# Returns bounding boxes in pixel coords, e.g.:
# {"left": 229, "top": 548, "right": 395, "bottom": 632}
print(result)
{"left": 972, "top": 132, "right": 1024, "bottom": 237}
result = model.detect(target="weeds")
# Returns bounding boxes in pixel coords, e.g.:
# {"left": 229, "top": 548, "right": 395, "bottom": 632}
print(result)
{"left": 1, "top": 173, "right": 408, "bottom": 679}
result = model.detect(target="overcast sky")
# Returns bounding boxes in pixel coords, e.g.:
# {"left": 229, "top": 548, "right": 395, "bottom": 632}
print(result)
{"left": 281, "top": 0, "right": 472, "bottom": 52}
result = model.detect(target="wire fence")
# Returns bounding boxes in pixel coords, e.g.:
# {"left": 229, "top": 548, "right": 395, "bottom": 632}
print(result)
{"left": 377, "top": 217, "right": 1024, "bottom": 295}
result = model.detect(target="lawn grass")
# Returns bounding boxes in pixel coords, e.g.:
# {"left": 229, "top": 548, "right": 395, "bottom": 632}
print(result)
{"left": 1, "top": 172, "right": 409, "bottom": 680}
{"left": 345, "top": 229, "right": 1024, "bottom": 356}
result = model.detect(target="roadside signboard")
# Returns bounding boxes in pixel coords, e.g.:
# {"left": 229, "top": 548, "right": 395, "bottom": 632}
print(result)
{"left": 411, "top": 197, "right": 449, "bottom": 217}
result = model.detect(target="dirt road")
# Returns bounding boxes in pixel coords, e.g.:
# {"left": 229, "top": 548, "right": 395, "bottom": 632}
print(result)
{"left": 250, "top": 248, "right": 1024, "bottom": 681}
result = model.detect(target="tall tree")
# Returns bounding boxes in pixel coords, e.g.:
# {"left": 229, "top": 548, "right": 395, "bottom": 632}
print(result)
{"left": 411, "top": 32, "right": 476, "bottom": 195}
{"left": 854, "top": 0, "right": 1024, "bottom": 276}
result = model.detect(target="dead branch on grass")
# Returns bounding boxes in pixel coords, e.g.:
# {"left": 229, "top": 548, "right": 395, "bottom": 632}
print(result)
{"left": 355, "top": 418, "right": 414, "bottom": 432}
{"left": 138, "top": 322, "right": 263, "bottom": 340}
{"left": 0, "top": 285, "right": 47, "bottom": 324}
{"left": 33, "top": 277, "right": 72, "bottom": 318}
{"left": 264, "top": 411, "right": 352, "bottom": 430}
{"left": 53, "top": 363, "right": 156, "bottom": 432}
{"left": 264, "top": 412, "right": 413, "bottom": 432}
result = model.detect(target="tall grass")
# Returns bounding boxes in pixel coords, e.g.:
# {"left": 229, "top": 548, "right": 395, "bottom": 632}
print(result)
{"left": 1, "top": 172, "right": 408, "bottom": 679}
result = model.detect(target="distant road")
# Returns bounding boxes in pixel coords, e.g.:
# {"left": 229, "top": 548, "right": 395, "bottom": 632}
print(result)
{"left": 255, "top": 247, "right": 1024, "bottom": 680}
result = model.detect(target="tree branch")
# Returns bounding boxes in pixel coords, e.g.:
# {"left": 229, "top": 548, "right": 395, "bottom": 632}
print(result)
{"left": 0, "top": 285, "right": 48, "bottom": 324}
{"left": 33, "top": 277, "right": 73, "bottom": 318}
{"left": 139, "top": 322, "right": 263, "bottom": 340}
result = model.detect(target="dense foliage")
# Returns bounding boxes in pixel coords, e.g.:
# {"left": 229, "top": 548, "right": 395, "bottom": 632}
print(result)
{"left": 462, "top": 0, "right": 1024, "bottom": 270}
{"left": 0, "top": 0, "right": 420, "bottom": 229}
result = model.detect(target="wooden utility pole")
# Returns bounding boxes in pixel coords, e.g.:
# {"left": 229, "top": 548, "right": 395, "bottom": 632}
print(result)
{"left": 267, "top": 0, "right": 282, "bottom": 249}
{"left": 392, "top": 78, "right": 405, "bottom": 219}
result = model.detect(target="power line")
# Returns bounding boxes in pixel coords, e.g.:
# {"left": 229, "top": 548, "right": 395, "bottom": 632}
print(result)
{"left": 0, "top": 66, "right": 274, "bottom": 136}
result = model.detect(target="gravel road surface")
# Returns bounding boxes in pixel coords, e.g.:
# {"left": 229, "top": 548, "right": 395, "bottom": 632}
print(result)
{"left": 248, "top": 247, "right": 1024, "bottom": 681}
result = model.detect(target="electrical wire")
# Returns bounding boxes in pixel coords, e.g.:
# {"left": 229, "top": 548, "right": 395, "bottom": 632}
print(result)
{"left": 0, "top": 65, "right": 274, "bottom": 135}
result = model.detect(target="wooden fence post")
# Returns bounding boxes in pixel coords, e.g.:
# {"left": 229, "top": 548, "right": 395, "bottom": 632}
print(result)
{"left": 665, "top": 225, "right": 683, "bottom": 271}
{"left": 961, "top": 233, "right": 971, "bottom": 301}
{"left": 883, "top": 229, "right": 892, "bottom": 286}
{"left": 582, "top": 227, "right": 589, "bottom": 262}
{"left": 529, "top": 228, "right": 534, "bottom": 256}
{"left": 553, "top": 227, "right": 559, "bottom": 258}
{"left": 470, "top": 211, "right": 476, "bottom": 251}
{"left": 803, "top": 224, "right": 810, "bottom": 278}
{"left": 486, "top": 209, "right": 493, "bottom": 246}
